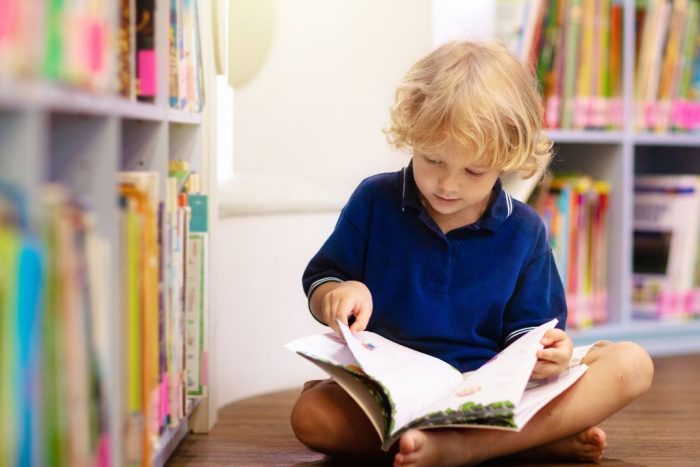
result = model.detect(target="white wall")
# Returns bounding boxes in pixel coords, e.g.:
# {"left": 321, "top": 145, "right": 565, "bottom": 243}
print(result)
{"left": 216, "top": 0, "right": 432, "bottom": 406}
{"left": 232, "top": 0, "right": 432, "bottom": 185}
{"left": 215, "top": 213, "right": 335, "bottom": 404}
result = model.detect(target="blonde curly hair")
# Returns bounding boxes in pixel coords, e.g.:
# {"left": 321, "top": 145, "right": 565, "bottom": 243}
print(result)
{"left": 385, "top": 40, "right": 552, "bottom": 178}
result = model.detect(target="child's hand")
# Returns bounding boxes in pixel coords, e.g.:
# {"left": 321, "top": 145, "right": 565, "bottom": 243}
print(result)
{"left": 531, "top": 328, "right": 573, "bottom": 380}
{"left": 320, "top": 280, "right": 373, "bottom": 335}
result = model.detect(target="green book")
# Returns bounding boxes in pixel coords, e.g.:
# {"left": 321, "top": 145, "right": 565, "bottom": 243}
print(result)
{"left": 188, "top": 194, "right": 208, "bottom": 233}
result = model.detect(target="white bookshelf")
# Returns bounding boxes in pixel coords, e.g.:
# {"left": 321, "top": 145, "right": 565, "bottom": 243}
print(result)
{"left": 0, "top": 0, "right": 217, "bottom": 465}
{"left": 540, "top": 0, "right": 700, "bottom": 353}
{"left": 432, "top": 0, "right": 700, "bottom": 354}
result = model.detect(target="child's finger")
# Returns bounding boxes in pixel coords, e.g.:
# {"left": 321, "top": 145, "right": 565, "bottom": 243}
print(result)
{"left": 329, "top": 298, "right": 352, "bottom": 335}
{"left": 350, "top": 303, "right": 371, "bottom": 332}
{"left": 537, "top": 348, "right": 565, "bottom": 363}
{"left": 533, "top": 360, "right": 559, "bottom": 378}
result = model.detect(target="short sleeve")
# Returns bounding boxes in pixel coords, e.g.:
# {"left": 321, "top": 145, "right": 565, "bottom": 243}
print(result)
{"left": 302, "top": 180, "right": 373, "bottom": 302}
{"left": 501, "top": 226, "right": 567, "bottom": 347}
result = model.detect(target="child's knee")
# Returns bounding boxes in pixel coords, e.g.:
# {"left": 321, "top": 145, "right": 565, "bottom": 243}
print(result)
{"left": 290, "top": 393, "right": 326, "bottom": 449}
{"left": 290, "top": 383, "right": 347, "bottom": 452}
{"left": 622, "top": 341, "right": 654, "bottom": 393}
{"left": 606, "top": 341, "right": 654, "bottom": 398}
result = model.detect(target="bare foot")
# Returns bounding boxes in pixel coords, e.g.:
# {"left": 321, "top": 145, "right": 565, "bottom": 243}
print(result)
{"left": 393, "top": 429, "right": 475, "bottom": 467}
{"left": 517, "top": 426, "right": 607, "bottom": 462}
{"left": 393, "top": 430, "right": 432, "bottom": 467}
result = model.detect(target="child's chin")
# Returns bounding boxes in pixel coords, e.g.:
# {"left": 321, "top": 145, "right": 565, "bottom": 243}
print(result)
{"left": 430, "top": 203, "right": 460, "bottom": 215}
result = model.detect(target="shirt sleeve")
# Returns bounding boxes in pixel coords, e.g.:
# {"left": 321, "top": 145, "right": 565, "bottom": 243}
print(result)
{"left": 302, "top": 180, "right": 372, "bottom": 309}
{"left": 501, "top": 224, "right": 567, "bottom": 347}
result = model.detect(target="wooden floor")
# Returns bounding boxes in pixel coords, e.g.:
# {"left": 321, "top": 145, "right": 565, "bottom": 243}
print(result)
{"left": 169, "top": 354, "right": 700, "bottom": 466}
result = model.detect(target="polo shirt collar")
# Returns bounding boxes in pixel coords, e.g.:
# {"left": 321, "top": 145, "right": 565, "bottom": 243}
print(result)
{"left": 401, "top": 159, "right": 513, "bottom": 232}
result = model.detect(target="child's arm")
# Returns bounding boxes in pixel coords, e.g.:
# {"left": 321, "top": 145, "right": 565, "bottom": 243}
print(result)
{"left": 530, "top": 328, "right": 573, "bottom": 379}
{"left": 309, "top": 280, "right": 373, "bottom": 335}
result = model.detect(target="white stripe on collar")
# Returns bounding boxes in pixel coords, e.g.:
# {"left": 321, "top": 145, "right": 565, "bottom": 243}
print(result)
{"left": 504, "top": 191, "right": 513, "bottom": 218}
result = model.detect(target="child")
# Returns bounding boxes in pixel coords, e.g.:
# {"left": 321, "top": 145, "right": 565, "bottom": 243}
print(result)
{"left": 290, "top": 40, "right": 653, "bottom": 466}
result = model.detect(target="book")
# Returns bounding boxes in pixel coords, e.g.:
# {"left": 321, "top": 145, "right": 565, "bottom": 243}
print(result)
{"left": 136, "top": 0, "right": 158, "bottom": 100}
{"left": 119, "top": 0, "right": 137, "bottom": 98}
{"left": 286, "top": 319, "right": 587, "bottom": 451}
{"left": 633, "top": 175, "right": 700, "bottom": 320}
{"left": 185, "top": 192, "right": 208, "bottom": 397}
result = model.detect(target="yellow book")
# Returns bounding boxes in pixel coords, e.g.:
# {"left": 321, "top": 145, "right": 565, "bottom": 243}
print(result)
{"left": 119, "top": 174, "right": 160, "bottom": 465}
{"left": 575, "top": 0, "right": 596, "bottom": 128}
{"left": 121, "top": 192, "right": 143, "bottom": 465}
{"left": 656, "top": 0, "right": 688, "bottom": 132}
{"left": 0, "top": 227, "right": 19, "bottom": 467}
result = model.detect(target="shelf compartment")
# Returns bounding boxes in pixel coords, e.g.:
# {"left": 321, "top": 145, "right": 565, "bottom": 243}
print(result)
{"left": 548, "top": 143, "right": 629, "bottom": 327}
{"left": 169, "top": 123, "right": 203, "bottom": 174}
{"left": 634, "top": 145, "right": 700, "bottom": 175}
{"left": 0, "top": 111, "right": 46, "bottom": 194}
{"left": 121, "top": 120, "right": 168, "bottom": 180}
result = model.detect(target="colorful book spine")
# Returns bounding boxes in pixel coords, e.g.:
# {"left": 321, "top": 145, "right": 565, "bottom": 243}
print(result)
{"left": 537, "top": 175, "right": 610, "bottom": 328}
{"left": 136, "top": 0, "right": 158, "bottom": 100}
{"left": 169, "top": 0, "right": 204, "bottom": 111}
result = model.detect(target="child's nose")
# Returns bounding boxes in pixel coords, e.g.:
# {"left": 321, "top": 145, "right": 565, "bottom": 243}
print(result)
{"left": 439, "top": 172, "right": 460, "bottom": 192}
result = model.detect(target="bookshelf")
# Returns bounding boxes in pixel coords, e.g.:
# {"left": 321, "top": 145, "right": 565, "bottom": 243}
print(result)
{"left": 0, "top": 1, "right": 215, "bottom": 466}
{"left": 530, "top": 0, "right": 700, "bottom": 354}
{"left": 432, "top": 0, "right": 700, "bottom": 354}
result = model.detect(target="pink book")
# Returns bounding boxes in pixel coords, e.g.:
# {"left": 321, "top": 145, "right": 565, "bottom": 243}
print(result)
{"left": 138, "top": 50, "right": 157, "bottom": 97}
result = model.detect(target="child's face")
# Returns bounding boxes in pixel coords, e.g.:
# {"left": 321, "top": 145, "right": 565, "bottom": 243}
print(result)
{"left": 413, "top": 141, "right": 501, "bottom": 229}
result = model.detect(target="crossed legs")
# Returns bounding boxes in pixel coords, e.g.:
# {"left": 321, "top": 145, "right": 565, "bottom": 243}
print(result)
{"left": 290, "top": 341, "right": 654, "bottom": 466}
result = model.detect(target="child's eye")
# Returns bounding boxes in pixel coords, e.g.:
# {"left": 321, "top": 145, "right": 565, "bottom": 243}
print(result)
{"left": 466, "top": 168, "right": 485, "bottom": 177}
{"left": 425, "top": 157, "right": 441, "bottom": 165}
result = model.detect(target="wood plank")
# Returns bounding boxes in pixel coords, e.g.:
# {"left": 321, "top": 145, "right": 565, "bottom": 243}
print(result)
{"left": 168, "top": 354, "right": 700, "bottom": 466}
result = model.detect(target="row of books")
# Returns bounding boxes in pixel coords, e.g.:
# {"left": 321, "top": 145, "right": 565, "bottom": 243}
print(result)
{"left": 635, "top": 0, "right": 700, "bottom": 133}
{"left": 120, "top": 161, "right": 208, "bottom": 465}
{"left": 0, "top": 163, "right": 209, "bottom": 466}
{"left": 0, "top": 0, "right": 204, "bottom": 111}
{"left": 0, "top": 183, "right": 111, "bottom": 466}
{"left": 531, "top": 174, "right": 611, "bottom": 328}
{"left": 633, "top": 175, "right": 700, "bottom": 320}
{"left": 501, "top": 0, "right": 700, "bottom": 133}
{"left": 499, "top": 0, "right": 624, "bottom": 130}
{"left": 0, "top": 0, "right": 114, "bottom": 91}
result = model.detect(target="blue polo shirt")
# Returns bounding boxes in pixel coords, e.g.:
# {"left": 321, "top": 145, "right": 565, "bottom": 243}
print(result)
{"left": 302, "top": 162, "right": 567, "bottom": 372}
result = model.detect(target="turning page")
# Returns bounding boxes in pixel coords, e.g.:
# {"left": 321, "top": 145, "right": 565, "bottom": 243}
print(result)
{"left": 338, "top": 321, "right": 463, "bottom": 435}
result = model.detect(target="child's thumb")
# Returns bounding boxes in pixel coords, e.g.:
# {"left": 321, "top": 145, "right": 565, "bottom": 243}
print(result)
{"left": 350, "top": 305, "right": 371, "bottom": 332}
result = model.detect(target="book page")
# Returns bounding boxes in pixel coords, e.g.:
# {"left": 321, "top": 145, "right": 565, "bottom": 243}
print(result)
{"left": 285, "top": 332, "right": 360, "bottom": 369}
{"left": 418, "top": 320, "right": 557, "bottom": 417}
{"left": 380, "top": 364, "right": 588, "bottom": 451}
{"left": 514, "top": 365, "right": 588, "bottom": 427}
{"left": 338, "top": 322, "right": 463, "bottom": 437}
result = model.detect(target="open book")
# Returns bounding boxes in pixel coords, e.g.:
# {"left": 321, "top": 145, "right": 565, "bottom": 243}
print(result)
{"left": 286, "top": 319, "right": 587, "bottom": 451}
